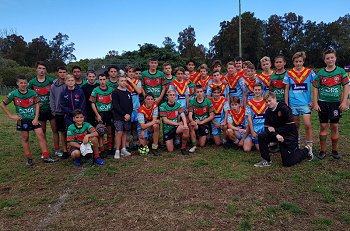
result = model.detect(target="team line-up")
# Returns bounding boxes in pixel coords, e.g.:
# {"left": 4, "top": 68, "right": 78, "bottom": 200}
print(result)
{"left": 1, "top": 49, "right": 349, "bottom": 168}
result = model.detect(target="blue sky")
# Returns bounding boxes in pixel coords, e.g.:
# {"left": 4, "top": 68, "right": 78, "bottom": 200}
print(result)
{"left": 1, "top": 0, "right": 348, "bottom": 60}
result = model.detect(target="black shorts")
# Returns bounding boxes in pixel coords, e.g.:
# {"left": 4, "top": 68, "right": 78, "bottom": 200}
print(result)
{"left": 196, "top": 124, "right": 210, "bottom": 137}
{"left": 16, "top": 120, "right": 42, "bottom": 131}
{"left": 68, "top": 145, "right": 80, "bottom": 155}
{"left": 54, "top": 114, "right": 66, "bottom": 132}
{"left": 318, "top": 101, "right": 341, "bottom": 123}
{"left": 114, "top": 120, "right": 131, "bottom": 132}
{"left": 164, "top": 127, "right": 177, "bottom": 141}
{"left": 100, "top": 111, "right": 113, "bottom": 126}
{"left": 39, "top": 112, "right": 54, "bottom": 122}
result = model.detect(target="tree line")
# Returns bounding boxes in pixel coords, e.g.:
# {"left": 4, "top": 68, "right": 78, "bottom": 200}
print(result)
{"left": 1, "top": 12, "right": 349, "bottom": 86}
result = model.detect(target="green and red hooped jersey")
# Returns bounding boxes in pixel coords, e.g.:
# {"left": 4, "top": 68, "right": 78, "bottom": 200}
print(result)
{"left": 141, "top": 70, "right": 165, "bottom": 98}
{"left": 159, "top": 101, "right": 184, "bottom": 134}
{"left": 3, "top": 89, "right": 40, "bottom": 120}
{"left": 270, "top": 71, "right": 286, "bottom": 102}
{"left": 66, "top": 122, "right": 96, "bottom": 144}
{"left": 313, "top": 66, "right": 349, "bottom": 102}
{"left": 188, "top": 97, "right": 214, "bottom": 122}
{"left": 89, "top": 86, "right": 113, "bottom": 112}
{"left": 28, "top": 76, "right": 54, "bottom": 113}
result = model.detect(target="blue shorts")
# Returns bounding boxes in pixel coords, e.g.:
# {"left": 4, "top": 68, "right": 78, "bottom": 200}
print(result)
{"left": 291, "top": 106, "right": 311, "bottom": 116}
{"left": 131, "top": 109, "right": 138, "bottom": 123}
{"left": 251, "top": 127, "right": 264, "bottom": 144}
{"left": 211, "top": 125, "right": 222, "bottom": 136}
{"left": 137, "top": 123, "right": 151, "bottom": 139}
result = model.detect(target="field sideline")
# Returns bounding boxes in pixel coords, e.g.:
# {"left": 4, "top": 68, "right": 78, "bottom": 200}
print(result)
{"left": 0, "top": 96, "right": 350, "bottom": 231}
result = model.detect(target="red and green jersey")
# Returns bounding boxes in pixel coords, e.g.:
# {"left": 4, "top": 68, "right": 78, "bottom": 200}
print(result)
{"left": 270, "top": 71, "right": 286, "bottom": 102}
{"left": 313, "top": 66, "right": 349, "bottom": 102}
{"left": 107, "top": 79, "right": 119, "bottom": 90}
{"left": 3, "top": 89, "right": 40, "bottom": 120}
{"left": 190, "top": 71, "right": 200, "bottom": 84}
{"left": 188, "top": 97, "right": 214, "bottom": 122}
{"left": 90, "top": 86, "right": 113, "bottom": 112}
{"left": 67, "top": 122, "right": 96, "bottom": 144}
{"left": 159, "top": 101, "right": 184, "bottom": 134}
{"left": 141, "top": 70, "right": 165, "bottom": 98}
{"left": 162, "top": 75, "right": 176, "bottom": 91}
{"left": 28, "top": 76, "right": 54, "bottom": 113}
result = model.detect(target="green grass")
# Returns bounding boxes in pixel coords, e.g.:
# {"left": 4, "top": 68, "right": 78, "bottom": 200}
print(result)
{"left": 0, "top": 95, "right": 350, "bottom": 230}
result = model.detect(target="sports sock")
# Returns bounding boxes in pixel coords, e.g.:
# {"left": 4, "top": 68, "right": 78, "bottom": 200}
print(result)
{"left": 94, "top": 153, "right": 100, "bottom": 158}
{"left": 42, "top": 151, "right": 49, "bottom": 159}
{"left": 319, "top": 135, "right": 327, "bottom": 152}
{"left": 181, "top": 135, "right": 189, "bottom": 149}
{"left": 25, "top": 153, "right": 32, "bottom": 159}
{"left": 331, "top": 137, "right": 338, "bottom": 152}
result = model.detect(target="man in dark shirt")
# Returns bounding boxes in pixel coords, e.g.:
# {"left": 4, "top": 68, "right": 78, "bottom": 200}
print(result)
{"left": 112, "top": 76, "right": 133, "bottom": 159}
{"left": 81, "top": 70, "right": 99, "bottom": 126}
{"left": 254, "top": 92, "right": 313, "bottom": 167}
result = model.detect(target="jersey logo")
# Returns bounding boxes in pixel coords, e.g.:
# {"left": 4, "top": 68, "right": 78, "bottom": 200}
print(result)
{"left": 193, "top": 106, "right": 208, "bottom": 116}
{"left": 145, "top": 77, "right": 162, "bottom": 87}
{"left": 14, "top": 96, "right": 35, "bottom": 108}
{"left": 97, "top": 94, "right": 112, "bottom": 104}
{"left": 320, "top": 75, "right": 342, "bottom": 87}
{"left": 288, "top": 68, "right": 312, "bottom": 84}
{"left": 33, "top": 85, "right": 51, "bottom": 95}
{"left": 271, "top": 79, "right": 285, "bottom": 89}
{"left": 291, "top": 83, "right": 308, "bottom": 91}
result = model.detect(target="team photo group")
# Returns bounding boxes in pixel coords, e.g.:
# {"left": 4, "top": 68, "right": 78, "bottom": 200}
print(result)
{"left": 1, "top": 49, "right": 349, "bottom": 168}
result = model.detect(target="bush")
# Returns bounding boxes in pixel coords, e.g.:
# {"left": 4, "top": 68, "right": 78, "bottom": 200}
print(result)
{"left": 0, "top": 67, "right": 36, "bottom": 86}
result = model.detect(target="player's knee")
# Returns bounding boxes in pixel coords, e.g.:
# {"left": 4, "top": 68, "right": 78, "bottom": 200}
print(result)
{"left": 153, "top": 123, "right": 160, "bottom": 130}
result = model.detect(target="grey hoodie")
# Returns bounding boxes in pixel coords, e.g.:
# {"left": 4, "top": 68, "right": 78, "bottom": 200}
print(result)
{"left": 50, "top": 78, "right": 66, "bottom": 115}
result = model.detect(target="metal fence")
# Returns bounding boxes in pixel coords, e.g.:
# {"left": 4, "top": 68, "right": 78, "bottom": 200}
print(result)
{"left": 0, "top": 86, "right": 16, "bottom": 95}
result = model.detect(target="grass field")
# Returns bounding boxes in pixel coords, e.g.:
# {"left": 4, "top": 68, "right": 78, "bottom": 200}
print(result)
{"left": 0, "top": 96, "right": 350, "bottom": 231}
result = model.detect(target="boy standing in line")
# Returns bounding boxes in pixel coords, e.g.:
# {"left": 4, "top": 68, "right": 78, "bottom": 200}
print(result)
{"left": 112, "top": 76, "right": 133, "bottom": 159}
{"left": 107, "top": 65, "right": 119, "bottom": 90}
{"left": 1, "top": 76, "right": 58, "bottom": 165}
{"left": 81, "top": 70, "right": 99, "bottom": 127}
{"left": 28, "top": 61, "right": 60, "bottom": 156}
{"left": 284, "top": 51, "right": 316, "bottom": 150}
{"left": 313, "top": 49, "right": 349, "bottom": 159}
{"left": 90, "top": 74, "right": 114, "bottom": 157}
{"left": 187, "top": 60, "right": 200, "bottom": 84}
{"left": 141, "top": 58, "right": 165, "bottom": 105}
{"left": 270, "top": 55, "right": 287, "bottom": 102}
{"left": 226, "top": 61, "right": 243, "bottom": 103}
{"left": 72, "top": 66, "right": 87, "bottom": 87}
{"left": 258, "top": 56, "right": 274, "bottom": 95}
{"left": 50, "top": 66, "right": 69, "bottom": 158}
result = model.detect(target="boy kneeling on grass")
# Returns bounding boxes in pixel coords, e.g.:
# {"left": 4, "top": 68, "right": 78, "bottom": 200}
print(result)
{"left": 1, "top": 75, "right": 59, "bottom": 166}
{"left": 66, "top": 109, "right": 105, "bottom": 166}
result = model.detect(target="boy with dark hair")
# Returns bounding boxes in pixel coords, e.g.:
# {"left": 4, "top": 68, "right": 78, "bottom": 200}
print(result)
{"left": 270, "top": 55, "right": 287, "bottom": 102}
{"left": 313, "top": 49, "right": 349, "bottom": 159}
{"left": 112, "top": 76, "right": 133, "bottom": 159}
{"left": 161, "top": 62, "right": 175, "bottom": 103}
{"left": 186, "top": 60, "right": 200, "bottom": 84}
{"left": 28, "top": 61, "right": 60, "bottom": 156}
{"left": 90, "top": 73, "right": 114, "bottom": 157}
{"left": 60, "top": 75, "right": 86, "bottom": 128}
{"left": 1, "top": 76, "right": 58, "bottom": 165}
{"left": 141, "top": 58, "right": 165, "bottom": 105}
{"left": 72, "top": 66, "right": 87, "bottom": 87}
{"left": 206, "top": 70, "right": 229, "bottom": 100}
{"left": 81, "top": 70, "right": 100, "bottom": 127}
{"left": 184, "top": 70, "right": 196, "bottom": 101}
{"left": 137, "top": 93, "right": 161, "bottom": 156}
{"left": 160, "top": 89, "right": 190, "bottom": 155}
{"left": 66, "top": 109, "right": 105, "bottom": 166}
{"left": 254, "top": 92, "right": 313, "bottom": 167}
{"left": 234, "top": 56, "right": 245, "bottom": 77}
{"left": 107, "top": 65, "right": 119, "bottom": 90}
{"left": 188, "top": 85, "right": 215, "bottom": 153}
{"left": 50, "top": 66, "right": 68, "bottom": 158}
